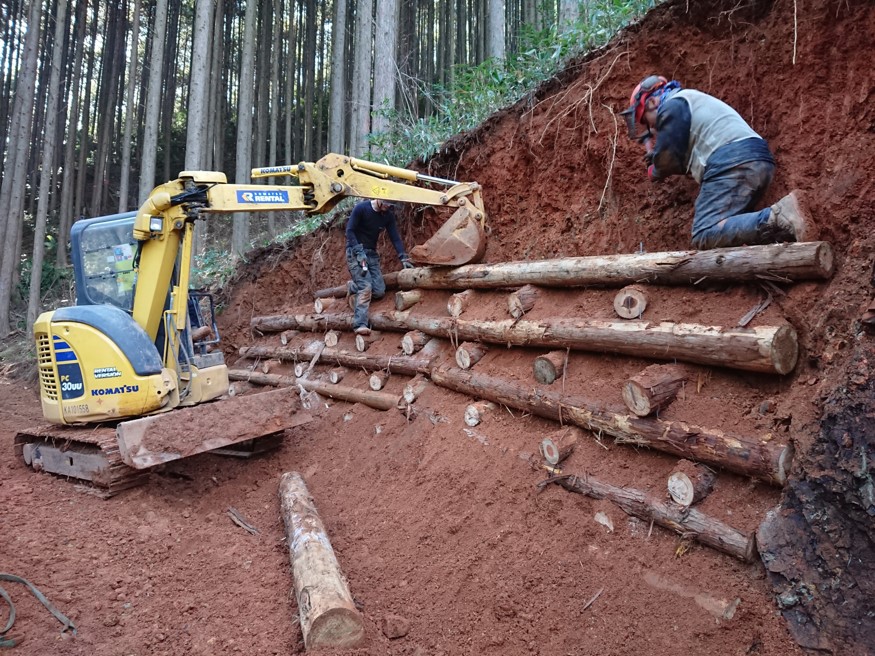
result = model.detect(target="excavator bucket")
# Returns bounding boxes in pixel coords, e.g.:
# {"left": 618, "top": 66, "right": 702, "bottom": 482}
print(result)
{"left": 409, "top": 206, "right": 487, "bottom": 266}
{"left": 116, "top": 387, "right": 312, "bottom": 469}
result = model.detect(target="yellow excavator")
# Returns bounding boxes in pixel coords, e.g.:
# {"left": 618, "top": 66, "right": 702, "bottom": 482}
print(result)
{"left": 15, "top": 153, "right": 488, "bottom": 495}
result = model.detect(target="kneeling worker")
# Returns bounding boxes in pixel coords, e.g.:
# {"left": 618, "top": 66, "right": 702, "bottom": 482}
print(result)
{"left": 346, "top": 198, "right": 415, "bottom": 335}
{"left": 621, "top": 75, "right": 814, "bottom": 249}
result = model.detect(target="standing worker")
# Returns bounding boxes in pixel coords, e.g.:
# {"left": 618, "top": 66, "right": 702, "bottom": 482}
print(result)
{"left": 346, "top": 198, "right": 415, "bottom": 335}
{"left": 621, "top": 75, "right": 813, "bottom": 249}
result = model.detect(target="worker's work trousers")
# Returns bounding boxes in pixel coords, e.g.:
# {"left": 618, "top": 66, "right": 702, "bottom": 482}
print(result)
{"left": 690, "top": 159, "right": 775, "bottom": 250}
{"left": 346, "top": 247, "right": 386, "bottom": 329}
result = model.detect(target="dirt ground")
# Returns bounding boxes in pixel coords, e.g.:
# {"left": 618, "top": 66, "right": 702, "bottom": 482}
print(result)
{"left": 2, "top": 0, "right": 874, "bottom": 654}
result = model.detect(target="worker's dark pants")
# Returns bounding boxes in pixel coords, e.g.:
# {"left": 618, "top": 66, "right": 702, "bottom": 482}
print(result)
{"left": 691, "top": 159, "right": 775, "bottom": 249}
{"left": 346, "top": 247, "right": 385, "bottom": 329}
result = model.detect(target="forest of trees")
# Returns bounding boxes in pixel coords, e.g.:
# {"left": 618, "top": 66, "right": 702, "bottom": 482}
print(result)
{"left": 0, "top": 0, "right": 652, "bottom": 337}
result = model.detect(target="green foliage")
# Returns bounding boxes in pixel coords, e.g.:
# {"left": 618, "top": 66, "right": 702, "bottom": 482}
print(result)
{"left": 370, "top": 0, "right": 658, "bottom": 166}
{"left": 191, "top": 247, "right": 240, "bottom": 291}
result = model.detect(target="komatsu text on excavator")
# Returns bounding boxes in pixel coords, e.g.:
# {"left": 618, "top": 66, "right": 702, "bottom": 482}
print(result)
{"left": 16, "top": 153, "right": 488, "bottom": 495}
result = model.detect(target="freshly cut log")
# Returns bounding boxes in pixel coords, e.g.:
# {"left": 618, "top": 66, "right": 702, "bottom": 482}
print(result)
{"left": 429, "top": 366, "right": 791, "bottom": 485}
{"left": 369, "top": 371, "right": 389, "bottom": 391}
{"left": 395, "top": 290, "right": 422, "bottom": 311}
{"left": 280, "top": 329, "right": 300, "bottom": 346}
{"left": 403, "top": 375, "right": 429, "bottom": 404}
{"left": 239, "top": 344, "right": 437, "bottom": 376}
{"left": 447, "top": 290, "right": 474, "bottom": 317}
{"left": 324, "top": 330, "right": 340, "bottom": 347}
{"left": 315, "top": 272, "right": 399, "bottom": 299}
{"left": 294, "top": 362, "right": 308, "bottom": 378}
{"left": 395, "top": 242, "right": 834, "bottom": 290}
{"left": 668, "top": 459, "right": 716, "bottom": 507}
{"left": 455, "top": 342, "right": 488, "bottom": 369}
{"left": 314, "top": 297, "right": 337, "bottom": 314}
{"left": 401, "top": 330, "right": 430, "bottom": 355}
{"left": 622, "top": 364, "right": 691, "bottom": 417}
{"left": 464, "top": 401, "right": 495, "bottom": 427}
{"left": 539, "top": 426, "right": 582, "bottom": 465}
{"left": 355, "top": 331, "right": 381, "bottom": 352}
{"left": 533, "top": 350, "right": 567, "bottom": 385}
{"left": 613, "top": 285, "right": 648, "bottom": 319}
{"left": 279, "top": 472, "right": 366, "bottom": 649}
{"left": 228, "top": 381, "right": 255, "bottom": 397}
{"left": 508, "top": 284, "right": 539, "bottom": 319}
{"left": 542, "top": 472, "right": 755, "bottom": 562}
{"left": 261, "top": 359, "right": 281, "bottom": 374}
{"left": 328, "top": 367, "right": 347, "bottom": 384}
{"left": 228, "top": 369, "right": 399, "bottom": 411}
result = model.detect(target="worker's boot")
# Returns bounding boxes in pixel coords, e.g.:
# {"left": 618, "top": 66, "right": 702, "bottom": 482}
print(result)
{"left": 764, "top": 190, "right": 813, "bottom": 243}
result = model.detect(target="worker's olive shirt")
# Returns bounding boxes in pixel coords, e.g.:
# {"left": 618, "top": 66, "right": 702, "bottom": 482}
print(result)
{"left": 345, "top": 201, "right": 406, "bottom": 257}
{"left": 649, "top": 89, "right": 774, "bottom": 183}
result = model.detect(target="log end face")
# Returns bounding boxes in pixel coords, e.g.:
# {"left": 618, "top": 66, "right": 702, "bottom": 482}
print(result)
{"left": 667, "top": 472, "right": 694, "bottom": 506}
{"left": 306, "top": 608, "right": 367, "bottom": 650}
{"left": 774, "top": 442, "right": 794, "bottom": 486}
{"left": 621, "top": 382, "right": 652, "bottom": 417}
{"left": 533, "top": 358, "right": 558, "bottom": 385}
{"left": 815, "top": 241, "right": 835, "bottom": 279}
{"left": 771, "top": 324, "right": 799, "bottom": 375}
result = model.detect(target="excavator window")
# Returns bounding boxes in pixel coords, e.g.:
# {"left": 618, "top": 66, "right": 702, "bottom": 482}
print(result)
{"left": 70, "top": 212, "right": 139, "bottom": 311}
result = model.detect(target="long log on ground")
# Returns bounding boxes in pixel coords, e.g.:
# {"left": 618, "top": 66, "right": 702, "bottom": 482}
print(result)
{"left": 395, "top": 242, "right": 834, "bottom": 290}
{"left": 239, "top": 344, "right": 437, "bottom": 376}
{"left": 315, "top": 273, "right": 400, "bottom": 299}
{"left": 542, "top": 472, "right": 755, "bottom": 562}
{"left": 429, "top": 366, "right": 791, "bottom": 485}
{"left": 251, "top": 310, "right": 798, "bottom": 374}
{"left": 228, "top": 369, "right": 400, "bottom": 411}
{"left": 279, "top": 472, "right": 366, "bottom": 649}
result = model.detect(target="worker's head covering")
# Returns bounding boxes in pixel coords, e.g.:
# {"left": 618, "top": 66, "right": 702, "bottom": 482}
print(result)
{"left": 620, "top": 75, "right": 682, "bottom": 141}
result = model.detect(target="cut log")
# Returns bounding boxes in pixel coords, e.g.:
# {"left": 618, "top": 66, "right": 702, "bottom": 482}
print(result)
{"left": 369, "top": 371, "right": 389, "bottom": 391}
{"left": 324, "top": 330, "right": 340, "bottom": 348}
{"left": 402, "top": 374, "right": 429, "bottom": 404}
{"left": 278, "top": 472, "right": 366, "bottom": 649}
{"left": 668, "top": 459, "right": 716, "bottom": 507}
{"left": 239, "top": 344, "right": 438, "bottom": 377}
{"left": 447, "top": 290, "right": 474, "bottom": 317}
{"left": 280, "top": 329, "right": 300, "bottom": 346}
{"left": 613, "top": 285, "right": 648, "bottom": 319}
{"left": 328, "top": 367, "right": 347, "bottom": 384}
{"left": 455, "top": 341, "right": 488, "bottom": 369}
{"left": 395, "top": 242, "right": 835, "bottom": 290}
{"left": 542, "top": 472, "right": 755, "bottom": 562}
{"left": 533, "top": 350, "right": 567, "bottom": 385}
{"left": 315, "top": 272, "right": 400, "bottom": 299}
{"left": 314, "top": 297, "right": 338, "bottom": 314}
{"left": 228, "top": 381, "right": 255, "bottom": 397}
{"left": 355, "top": 331, "right": 381, "bottom": 352}
{"left": 251, "top": 311, "right": 799, "bottom": 374}
{"left": 260, "top": 359, "right": 281, "bottom": 374}
{"left": 395, "top": 290, "right": 422, "bottom": 311}
{"left": 228, "top": 369, "right": 399, "bottom": 411}
{"left": 539, "top": 426, "right": 582, "bottom": 465}
{"left": 429, "top": 366, "right": 791, "bottom": 485}
{"left": 622, "top": 364, "right": 691, "bottom": 417}
{"left": 508, "top": 284, "right": 539, "bottom": 319}
{"left": 464, "top": 400, "right": 495, "bottom": 427}
{"left": 401, "top": 330, "right": 430, "bottom": 355}
{"left": 294, "top": 362, "right": 308, "bottom": 378}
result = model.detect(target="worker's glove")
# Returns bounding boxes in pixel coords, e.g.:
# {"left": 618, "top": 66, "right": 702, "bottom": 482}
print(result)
{"left": 401, "top": 256, "right": 414, "bottom": 269}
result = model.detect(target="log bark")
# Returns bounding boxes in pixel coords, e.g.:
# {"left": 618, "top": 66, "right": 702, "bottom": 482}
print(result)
{"left": 324, "top": 330, "right": 340, "bottom": 347}
{"left": 533, "top": 350, "right": 567, "bottom": 385}
{"left": 622, "top": 364, "right": 691, "bottom": 417}
{"left": 315, "top": 272, "right": 399, "bottom": 298}
{"left": 402, "top": 374, "right": 428, "bottom": 404}
{"left": 280, "top": 329, "right": 300, "bottom": 345}
{"left": 508, "top": 284, "right": 539, "bottom": 319}
{"left": 228, "top": 369, "right": 399, "bottom": 411}
{"left": 395, "top": 242, "right": 834, "bottom": 290}
{"left": 464, "top": 400, "right": 495, "bottom": 427}
{"left": 395, "top": 289, "right": 422, "bottom": 311}
{"left": 455, "top": 341, "right": 488, "bottom": 369}
{"left": 369, "top": 371, "right": 389, "bottom": 391}
{"left": 429, "top": 366, "right": 791, "bottom": 485}
{"left": 401, "top": 330, "right": 430, "bottom": 355}
{"left": 668, "top": 459, "right": 716, "bottom": 507}
{"left": 544, "top": 472, "right": 755, "bottom": 562}
{"left": 447, "top": 289, "right": 474, "bottom": 317}
{"left": 539, "top": 426, "right": 582, "bottom": 465}
{"left": 355, "top": 331, "right": 381, "bottom": 352}
{"left": 328, "top": 367, "right": 347, "bottom": 384}
{"left": 314, "top": 297, "right": 338, "bottom": 314}
{"left": 278, "top": 472, "right": 366, "bottom": 649}
{"left": 613, "top": 285, "right": 648, "bottom": 319}
{"left": 239, "top": 344, "right": 437, "bottom": 376}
